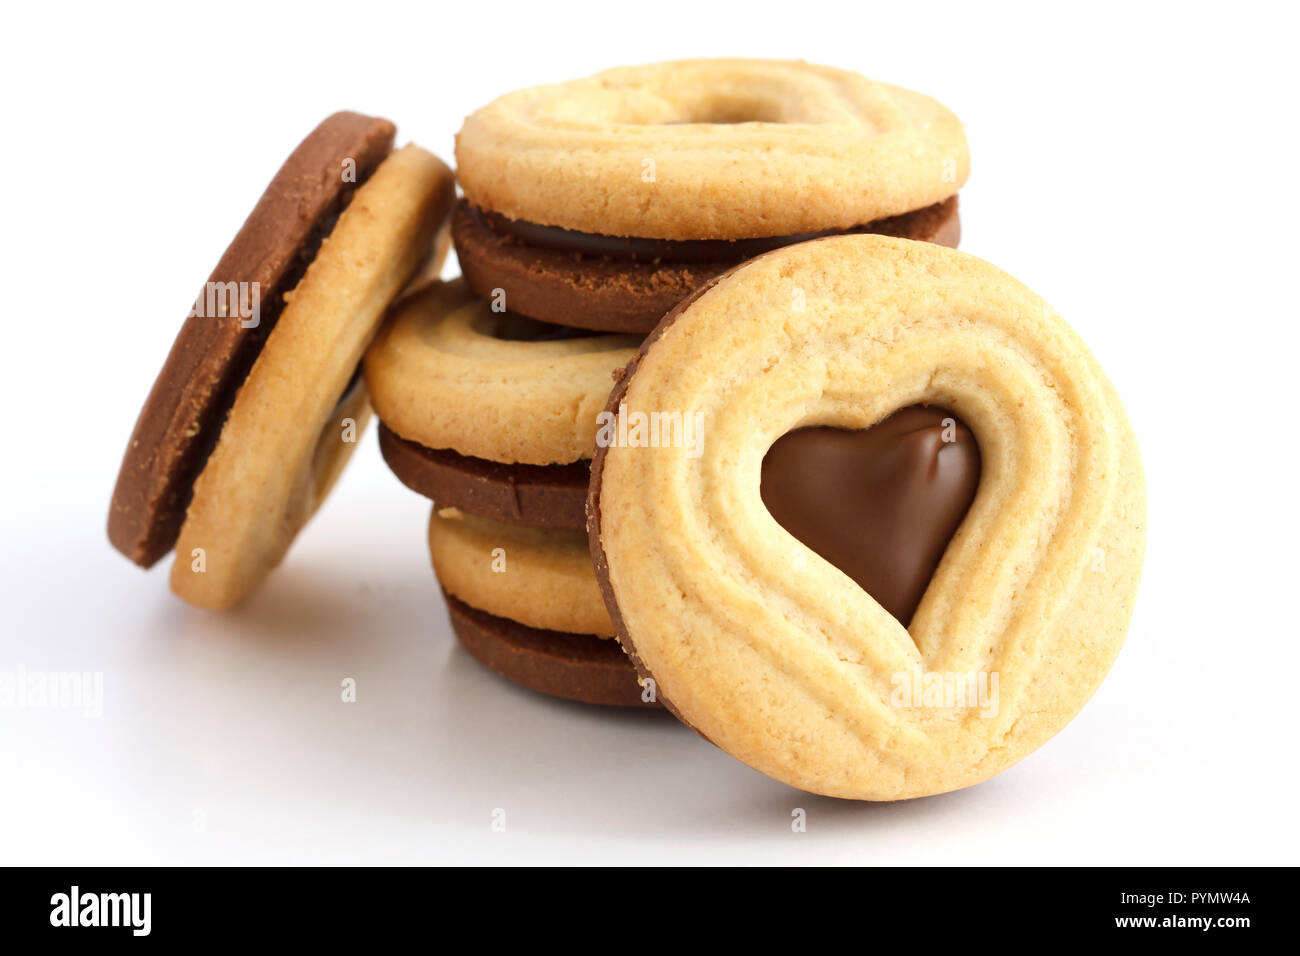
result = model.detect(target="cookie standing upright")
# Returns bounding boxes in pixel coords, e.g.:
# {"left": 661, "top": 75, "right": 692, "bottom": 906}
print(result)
{"left": 108, "top": 111, "right": 456, "bottom": 609}
{"left": 589, "top": 236, "right": 1146, "bottom": 799}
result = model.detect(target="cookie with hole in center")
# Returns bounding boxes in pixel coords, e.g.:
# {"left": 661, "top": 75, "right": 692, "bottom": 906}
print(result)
{"left": 453, "top": 60, "right": 967, "bottom": 332}
{"left": 108, "top": 111, "right": 456, "bottom": 608}
{"left": 588, "top": 235, "right": 1145, "bottom": 800}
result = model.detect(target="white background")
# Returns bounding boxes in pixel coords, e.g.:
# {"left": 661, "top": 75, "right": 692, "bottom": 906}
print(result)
{"left": 1, "top": 0, "right": 1296, "bottom": 865}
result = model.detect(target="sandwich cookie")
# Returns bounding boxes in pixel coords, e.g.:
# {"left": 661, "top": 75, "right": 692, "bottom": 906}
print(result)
{"left": 427, "top": 507, "right": 651, "bottom": 705}
{"left": 365, "top": 279, "right": 638, "bottom": 467}
{"left": 589, "top": 235, "right": 1146, "bottom": 799}
{"left": 367, "top": 281, "right": 625, "bottom": 529}
{"left": 454, "top": 60, "right": 968, "bottom": 332}
{"left": 363, "top": 279, "right": 653, "bottom": 704}
{"left": 108, "top": 111, "right": 456, "bottom": 608}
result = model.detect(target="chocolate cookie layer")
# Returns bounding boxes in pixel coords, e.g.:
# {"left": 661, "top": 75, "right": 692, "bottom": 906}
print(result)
{"left": 109, "top": 112, "right": 395, "bottom": 566}
{"left": 761, "top": 406, "right": 981, "bottom": 626}
{"left": 444, "top": 592, "right": 659, "bottom": 708}
{"left": 379, "top": 424, "right": 589, "bottom": 530}
{"left": 453, "top": 196, "right": 960, "bottom": 333}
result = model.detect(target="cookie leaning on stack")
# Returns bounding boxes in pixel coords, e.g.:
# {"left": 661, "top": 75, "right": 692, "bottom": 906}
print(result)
{"left": 590, "top": 236, "right": 1146, "bottom": 799}
{"left": 107, "top": 112, "right": 456, "bottom": 608}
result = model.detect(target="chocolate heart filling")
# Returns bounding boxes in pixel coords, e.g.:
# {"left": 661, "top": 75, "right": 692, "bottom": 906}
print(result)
{"left": 760, "top": 405, "right": 980, "bottom": 626}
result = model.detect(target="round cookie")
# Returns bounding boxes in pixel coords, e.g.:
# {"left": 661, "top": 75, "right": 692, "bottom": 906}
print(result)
{"left": 170, "top": 143, "right": 457, "bottom": 609}
{"left": 453, "top": 196, "right": 959, "bottom": 333}
{"left": 589, "top": 235, "right": 1146, "bottom": 800}
{"left": 444, "top": 592, "right": 659, "bottom": 709}
{"left": 455, "top": 59, "right": 969, "bottom": 239}
{"left": 364, "top": 279, "right": 639, "bottom": 465}
{"left": 379, "top": 424, "right": 588, "bottom": 530}
{"left": 108, "top": 111, "right": 397, "bottom": 568}
{"left": 429, "top": 507, "right": 613, "bottom": 637}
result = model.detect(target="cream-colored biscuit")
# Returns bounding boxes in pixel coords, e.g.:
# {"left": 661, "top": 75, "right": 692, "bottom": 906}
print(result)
{"left": 590, "top": 235, "right": 1146, "bottom": 800}
{"left": 172, "top": 144, "right": 456, "bottom": 609}
{"left": 364, "top": 279, "right": 639, "bottom": 465}
{"left": 456, "top": 59, "right": 968, "bottom": 240}
{"left": 429, "top": 507, "right": 614, "bottom": 637}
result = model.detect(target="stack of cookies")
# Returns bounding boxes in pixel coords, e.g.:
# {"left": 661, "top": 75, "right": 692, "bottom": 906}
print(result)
{"left": 364, "top": 282, "right": 642, "bottom": 704}
{"left": 364, "top": 59, "right": 971, "bottom": 706}
{"left": 106, "top": 63, "right": 1147, "bottom": 800}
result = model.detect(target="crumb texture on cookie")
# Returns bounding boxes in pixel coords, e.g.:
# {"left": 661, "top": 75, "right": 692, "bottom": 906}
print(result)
{"left": 590, "top": 235, "right": 1146, "bottom": 800}
{"left": 429, "top": 507, "right": 614, "bottom": 637}
{"left": 456, "top": 60, "right": 969, "bottom": 239}
{"left": 364, "top": 279, "right": 639, "bottom": 465}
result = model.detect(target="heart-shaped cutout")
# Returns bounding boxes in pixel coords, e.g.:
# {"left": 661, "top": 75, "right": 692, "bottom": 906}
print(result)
{"left": 760, "top": 405, "right": 981, "bottom": 626}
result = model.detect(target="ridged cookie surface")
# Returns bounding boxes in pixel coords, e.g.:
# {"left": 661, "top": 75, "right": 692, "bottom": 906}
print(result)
{"left": 456, "top": 60, "right": 968, "bottom": 239}
{"left": 364, "top": 279, "right": 639, "bottom": 465}
{"left": 589, "top": 236, "right": 1145, "bottom": 800}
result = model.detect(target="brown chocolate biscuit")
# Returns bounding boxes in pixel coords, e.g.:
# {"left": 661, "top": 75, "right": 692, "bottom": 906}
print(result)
{"left": 453, "top": 196, "right": 960, "bottom": 333}
{"left": 109, "top": 111, "right": 395, "bottom": 567}
{"left": 379, "top": 424, "right": 589, "bottom": 530}
{"left": 444, "top": 592, "right": 661, "bottom": 708}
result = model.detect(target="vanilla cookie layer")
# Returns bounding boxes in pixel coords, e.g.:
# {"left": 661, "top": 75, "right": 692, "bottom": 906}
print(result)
{"left": 590, "top": 235, "right": 1146, "bottom": 800}
{"left": 171, "top": 144, "right": 456, "bottom": 609}
{"left": 364, "top": 279, "right": 639, "bottom": 464}
{"left": 430, "top": 507, "right": 614, "bottom": 637}
{"left": 456, "top": 59, "right": 969, "bottom": 239}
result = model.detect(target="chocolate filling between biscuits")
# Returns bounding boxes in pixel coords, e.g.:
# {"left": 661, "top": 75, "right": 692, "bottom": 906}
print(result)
{"left": 470, "top": 197, "right": 959, "bottom": 265}
{"left": 451, "top": 197, "right": 960, "bottom": 334}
